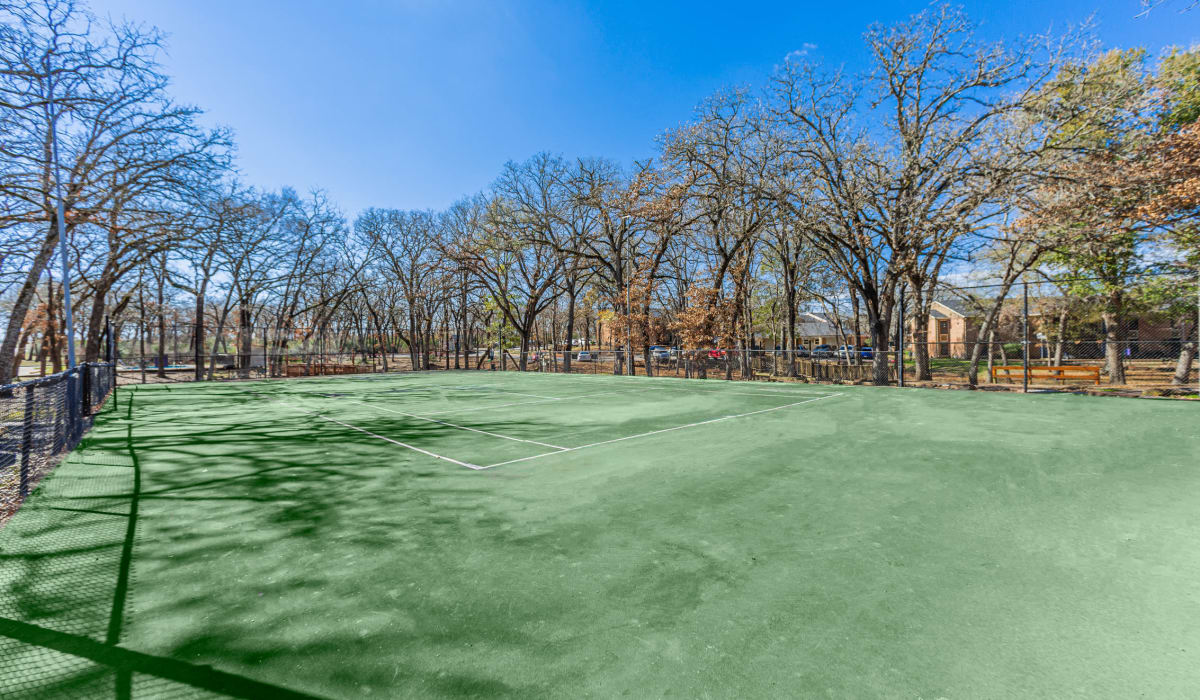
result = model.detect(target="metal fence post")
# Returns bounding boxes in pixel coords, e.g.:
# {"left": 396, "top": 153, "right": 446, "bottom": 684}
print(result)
{"left": 81, "top": 362, "right": 91, "bottom": 417}
{"left": 1022, "top": 281, "right": 1030, "bottom": 393}
{"left": 19, "top": 386, "right": 34, "bottom": 499}
{"left": 897, "top": 287, "right": 905, "bottom": 388}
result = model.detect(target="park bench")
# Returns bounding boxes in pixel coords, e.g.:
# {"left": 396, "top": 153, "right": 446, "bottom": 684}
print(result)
{"left": 285, "top": 363, "right": 360, "bottom": 377}
{"left": 990, "top": 365, "right": 1101, "bottom": 385}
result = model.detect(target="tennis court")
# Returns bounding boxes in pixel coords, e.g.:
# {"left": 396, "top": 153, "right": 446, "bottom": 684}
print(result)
{"left": 1, "top": 371, "right": 1198, "bottom": 697}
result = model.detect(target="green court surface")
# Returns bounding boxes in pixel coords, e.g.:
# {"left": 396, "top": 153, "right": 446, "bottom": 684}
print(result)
{"left": 1, "top": 372, "right": 1197, "bottom": 698}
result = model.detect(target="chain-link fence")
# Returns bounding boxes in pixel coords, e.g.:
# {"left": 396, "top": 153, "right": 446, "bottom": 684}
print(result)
{"left": 0, "top": 361, "right": 117, "bottom": 524}
{"left": 895, "top": 274, "right": 1198, "bottom": 394}
{"left": 101, "top": 274, "right": 1197, "bottom": 398}
{"left": 492, "top": 274, "right": 1198, "bottom": 397}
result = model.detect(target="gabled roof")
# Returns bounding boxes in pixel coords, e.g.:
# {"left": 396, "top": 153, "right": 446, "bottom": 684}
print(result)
{"left": 796, "top": 321, "right": 841, "bottom": 337}
{"left": 795, "top": 312, "right": 854, "bottom": 337}
{"left": 931, "top": 298, "right": 986, "bottom": 318}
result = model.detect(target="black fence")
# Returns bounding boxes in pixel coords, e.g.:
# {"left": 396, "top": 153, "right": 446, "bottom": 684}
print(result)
{"left": 0, "top": 362, "right": 116, "bottom": 524}
{"left": 113, "top": 348, "right": 490, "bottom": 384}
{"left": 101, "top": 273, "right": 1197, "bottom": 397}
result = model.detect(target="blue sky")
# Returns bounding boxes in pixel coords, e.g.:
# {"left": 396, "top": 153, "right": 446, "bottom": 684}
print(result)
{"left": 90, "top": 1, "right": 1199, "bottom": 218}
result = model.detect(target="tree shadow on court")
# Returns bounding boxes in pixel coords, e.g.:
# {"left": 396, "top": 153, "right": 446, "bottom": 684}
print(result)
{"left": 0, "top": 389, "right": 570, "bottom": 697}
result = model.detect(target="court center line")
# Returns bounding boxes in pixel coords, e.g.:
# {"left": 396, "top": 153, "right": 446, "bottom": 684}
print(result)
{"left": 478, "top": 392, "right": 843, "bottom": 470}
{"left": 347, "top": 400, "right": 570, "bottom": 451}
{"left": 272, "top": 399, "right": 483, "bottom": 470}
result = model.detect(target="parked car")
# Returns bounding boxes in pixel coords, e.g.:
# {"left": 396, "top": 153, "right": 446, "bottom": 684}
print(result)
{"left": 707, "top": 349, "right": 727, "bottom": 359}
{"left": 576, "top": 350, "right": 595, "bottom": 362}
{"left": 650, "top": 345, "right": 672, "bottom": 362}
{"left": 811, "top": 344, "right": 835, "bottom": 358}
{"left": 836, "top": 345, "right": 874, "bottom": 360}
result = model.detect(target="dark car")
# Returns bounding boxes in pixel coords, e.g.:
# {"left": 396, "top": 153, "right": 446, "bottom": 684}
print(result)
{"left": 811, "top": 344, "right": 835, "bottom": 358}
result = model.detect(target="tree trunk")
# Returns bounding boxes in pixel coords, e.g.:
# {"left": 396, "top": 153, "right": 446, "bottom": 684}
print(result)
{"left": 84, "top": 273, "right": 114, "bottom": 362}
{"left": 1101, "top": 310, "right": 1125, "bottom": 385}
{"left": 0, "top": 224, "right": 60, "bottom": 383}
{"left": 207, "top": 308, "right": 230, "bottom": 381}
{"left": 1053, "top": 307, "right": 1068, "bottom": 366}
{"left": 785, "top": 286, "right": 797, "bottom": 377}
{"left": 563, "top": 292, "right": 575, "bottom": 374}
{"left": 986, "top": 329, "right": 995, "bottom": 383}
{"left": 237, "top": 303, "right": 253, "bottom": 378}
{"left": 47, "top": 274, "right": 61, "bottom": 374}
{"left": 868, "top": 307, "right": 891, "bottom": 385}
{"left": 10, "top": 324, "right": 32, "bottom": 379}
{"left": 1173, "top": 320, "right": 1196, "bottom": 386}
{"left": 912, "top": 311, "right": 932, "bottom": 381}
{"left": 37, "top": 333, "right": 47, "bottom": 377}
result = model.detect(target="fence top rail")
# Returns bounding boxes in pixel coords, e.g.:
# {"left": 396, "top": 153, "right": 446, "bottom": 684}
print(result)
{"left": 0, "top": 362, "right": 113, "bottom": 395}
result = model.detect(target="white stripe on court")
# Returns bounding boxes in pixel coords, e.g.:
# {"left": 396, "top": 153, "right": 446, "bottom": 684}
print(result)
{"left": 478, "top": 392, "right": 842, "bottom": 469}
{"left": 415, "top": 389, "right": 640, "bottom": 416}
{"left": 446, "top": 385, "right": 559, "bottom": 400}
{"left": 273, "top": 400, "right": 483, "bottom": 470}
{"left": 348, "top": 400, "right": 570, "bottom": 451}
{"left": 645, "top": 384, "right": 838, "bottom": 398}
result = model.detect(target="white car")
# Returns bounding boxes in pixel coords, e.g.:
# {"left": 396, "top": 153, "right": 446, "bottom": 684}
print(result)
{"left": 576, "top": 351, "right": 595, "bottom": 362}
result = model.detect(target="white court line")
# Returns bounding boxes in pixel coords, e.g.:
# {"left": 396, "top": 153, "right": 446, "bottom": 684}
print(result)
{"left": 348, "top": 400, "right": 570, "bottom": 451}
{"left": 446, "top": 385, "right": 559, "bottom": 400}
{"left": 662, "top": 388, "right": 838, "bottom": 399}
{"left": 478, "top": 392, "right": 843, "bottom": 469}
{"left": 499, "top": 372, "right": 838, "bottom": 397}
{"left": 415, "top": 389, "right": 639, "bottom": 416}
{"left": 270, "top": 398, "right": 483, "bottom": 470}
{"left": 641, "top": 384, "right": 838, "bottom": 398}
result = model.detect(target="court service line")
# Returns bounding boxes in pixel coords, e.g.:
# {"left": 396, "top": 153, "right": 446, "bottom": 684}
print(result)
{"left": 499, "top": 372, "right": 838, "bottom": 398}
{"left": 414, "top": 389, "right": 641, "bottom": 416}
{"left": 273, "top": 400, "right": 483, "bottom": 470}
{"left": 478, "top": 392, "right": 843, "bottom": 470}
{"left": 646, "top": 384, "right": 839, "bottom": 398}
{"left": 347, "top": 401, "right": 570, "bottom": 451}
{"left": 445, "top": 385, "right": 559, "bottom": 400}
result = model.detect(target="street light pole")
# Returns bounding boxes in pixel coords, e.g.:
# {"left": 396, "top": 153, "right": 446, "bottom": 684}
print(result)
{"left": 45, "top": 51, "right": 76, "bottom": 369}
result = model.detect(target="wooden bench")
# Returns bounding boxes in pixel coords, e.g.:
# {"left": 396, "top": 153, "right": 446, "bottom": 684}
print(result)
{"left": 990, "top": 365, "right": 1101, "bottom": 385}
{"left": 285, "top": 363, "right": 361, "bottom": 377}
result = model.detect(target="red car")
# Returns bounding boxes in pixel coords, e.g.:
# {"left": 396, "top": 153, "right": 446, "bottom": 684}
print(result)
{"left": 707, "top": 349, "right": 727, "bottom": 359}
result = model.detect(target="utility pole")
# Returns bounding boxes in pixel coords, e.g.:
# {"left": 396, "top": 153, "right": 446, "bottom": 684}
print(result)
{"left": 45, "top": 51, "right": 75, "bottom": 370}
